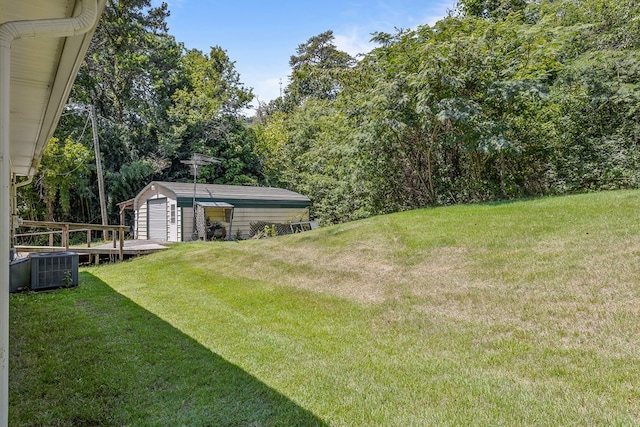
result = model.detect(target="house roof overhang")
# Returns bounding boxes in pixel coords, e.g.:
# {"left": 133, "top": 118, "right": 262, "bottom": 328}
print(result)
{"left": 1, "top": 1, "right": 106, "bottom": 425}
{"left": 1, "top": 0, "right": 106, "bottom": 177}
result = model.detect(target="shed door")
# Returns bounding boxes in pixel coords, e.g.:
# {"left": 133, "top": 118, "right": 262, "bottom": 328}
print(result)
{"left": 147, "top": 199, "right": 167, "bottom": 241}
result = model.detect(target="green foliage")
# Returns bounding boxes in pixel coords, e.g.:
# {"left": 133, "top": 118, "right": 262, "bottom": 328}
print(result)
{"left": 152, "top": 46, "right": 259, "bottom": 185}
{"left": 254, "top": 111, "right": 289, "bottom": 185}
{"left": 73, "top": 0, "right": 181, "bottom": 162}
{"left": 170, "top": 47, "right": 253, "bottom": 122}
{"left": 256, "top": 99, "right": 371, "bottom": 225}
{"left": 29, "top": 0, "right": 640, "bottom": 227}
{"left": 262, "top": 224, "right": 278, "bottom": 237}
{"left": 38, "top": 137, "right": 92, "bottom": 221}
{"left": 286, "top": 30, "right": 355, "bottom": 106}
{"left": 35, "top": 2, "right": 261, "bottom": 224}
{"left": 256, "top": 0, "right": 640, "bottom": 220}
{"left": 349, "top": 18, "right": 537, "bottom": 210}
{"left": 62, "top": 270, "right": 73, "bottom": 288}
{"left": 107, "top": 160, "right": 156, "bottom": 205}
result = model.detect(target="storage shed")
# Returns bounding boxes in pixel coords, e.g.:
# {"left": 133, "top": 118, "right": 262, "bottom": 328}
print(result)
{"left": 132, "top": 181, "right": 311, "bottom": 242}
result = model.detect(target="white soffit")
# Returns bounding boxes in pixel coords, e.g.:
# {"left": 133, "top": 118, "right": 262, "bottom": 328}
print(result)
{"left": 1, "top": 0, "right": 106, "bottom": 177}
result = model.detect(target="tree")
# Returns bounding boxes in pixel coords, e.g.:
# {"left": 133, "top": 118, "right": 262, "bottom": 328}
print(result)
{"left": 457, "top": 0, "right": 528, "bottom": 20}
{"left": 51, "top": 0, "right": 182, "bottom": 223}
{"left": 256, "top": 98, "right": 370, "bottom": 225}
{"left": 534, "top": 0, "right": 640, "bottom": 192}
{"left": 37, "top": 138, "right": 92, "bottom": 222}
{"left": 166, "top": 47, "right": 259, "bottom": 185}
{"left": 285, "top": 31, "right": 355, "bottom": 107}
{"left": 29, "top": 0, "right": 640, "bottom": 229}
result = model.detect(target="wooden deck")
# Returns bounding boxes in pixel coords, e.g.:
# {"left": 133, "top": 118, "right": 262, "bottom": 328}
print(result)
{"left": 15, "top": 239, "right": 168, "bottom": 264}
{"left": 14, "top": 220, "right": 168, "bottom": 263}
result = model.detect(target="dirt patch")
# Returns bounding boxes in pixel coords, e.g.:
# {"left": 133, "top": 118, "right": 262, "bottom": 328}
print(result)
{"left": 232, "top": 243, "right": 472, "bottom": 304}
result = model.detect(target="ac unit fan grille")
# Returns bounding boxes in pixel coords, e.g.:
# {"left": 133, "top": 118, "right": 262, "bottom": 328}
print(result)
{"left": 30, "top": 252, "right": 79, "bottom": 290}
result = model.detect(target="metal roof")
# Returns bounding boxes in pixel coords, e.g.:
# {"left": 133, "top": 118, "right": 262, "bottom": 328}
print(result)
{"left": 196, "top": 201, "right": 235, "bottom": 209}
{"left": 152, "top": 181, "right": 311, "bottom": 203}
{"left": 1, "top": 0, "right": 106, "bottom": 177}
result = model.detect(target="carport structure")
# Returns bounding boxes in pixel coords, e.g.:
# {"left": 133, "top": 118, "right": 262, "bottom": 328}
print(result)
{"left": 195, "top": 201, "right": 235, "bottom": 241}
{"left": 0, "top": 1, "right": 106, "bottom": 424}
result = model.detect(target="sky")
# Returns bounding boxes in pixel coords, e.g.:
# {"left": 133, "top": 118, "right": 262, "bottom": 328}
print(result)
{"left": 151, "top": 0, "right": 458, "bottom": 108}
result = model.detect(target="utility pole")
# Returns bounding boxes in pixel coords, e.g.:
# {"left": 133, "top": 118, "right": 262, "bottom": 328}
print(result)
{"left": 180, "top": 153, "right": 220, "bottom": 240}
{"left": 89, "top": 105, "right": 108, "bottom": 241}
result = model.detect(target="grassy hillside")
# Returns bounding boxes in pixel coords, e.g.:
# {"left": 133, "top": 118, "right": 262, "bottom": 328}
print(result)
{"left": 10, "top": 190, "right": 640, "bottom": 425}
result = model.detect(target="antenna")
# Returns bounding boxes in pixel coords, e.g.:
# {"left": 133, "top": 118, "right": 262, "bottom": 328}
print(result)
{"left": 180, "top": 153, "right": 221, "bottom": 240}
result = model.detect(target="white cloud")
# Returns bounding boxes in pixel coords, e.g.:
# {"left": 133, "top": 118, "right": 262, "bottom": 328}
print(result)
{"left": 334, "top": 27, "right": 377, "bottom": 57}
{"left": 420, "top": 0, "right": 456, "bottom": 26}
{"left": 333, "top": 1, "right": 455, "bottom": 57}
{"left": 252, "top": 76, "right": 284, "bottom": 106}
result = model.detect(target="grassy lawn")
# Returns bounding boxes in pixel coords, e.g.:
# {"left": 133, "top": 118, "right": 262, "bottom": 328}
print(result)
{"left": 10, "top": 190, "right": 640, "bottom": 425}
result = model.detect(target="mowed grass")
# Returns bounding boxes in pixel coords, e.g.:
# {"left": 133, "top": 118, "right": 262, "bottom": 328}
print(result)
{"left": 10, "top": 190, "right": 640, "bottom": 425}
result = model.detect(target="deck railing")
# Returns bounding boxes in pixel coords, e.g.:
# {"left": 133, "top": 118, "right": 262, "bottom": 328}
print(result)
{"left": 14, "top": 220, "right": 126, "bottom": 261}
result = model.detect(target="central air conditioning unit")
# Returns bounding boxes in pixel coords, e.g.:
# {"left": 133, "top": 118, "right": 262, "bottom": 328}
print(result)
{"left": 30, "top": 252, "right": 79, "bottom": 291}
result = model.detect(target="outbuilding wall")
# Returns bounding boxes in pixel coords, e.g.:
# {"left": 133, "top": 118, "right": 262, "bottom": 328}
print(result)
{"left": 133, "top": 182, "right": 312, "bottom": 242}
{"left": 134, "top": 186, "right": 178, "bottom": 241}
{"left": 178, "top": 207, "right": 308, "bottom": 240}
{"left": 181, "top": 206, "right": 194, "bottom": 241}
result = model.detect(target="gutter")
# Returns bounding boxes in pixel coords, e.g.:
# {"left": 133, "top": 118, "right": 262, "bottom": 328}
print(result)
{"left": 0, "top": 2, "right": 99, "bottom": 426}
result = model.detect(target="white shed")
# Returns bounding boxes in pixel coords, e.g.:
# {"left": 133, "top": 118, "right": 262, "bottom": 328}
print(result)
{"left": 132, "top": 181, "right": 311, "bottom": 242}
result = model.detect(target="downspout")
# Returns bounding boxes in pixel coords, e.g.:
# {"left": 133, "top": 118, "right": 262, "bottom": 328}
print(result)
{"left": 0, "top": 2, "right": 98, "bottom": 426}
{"left": 13, "top": 175, "right": 33, "bottom": 189}
{"left": 8, "top": 174, "right": 33, "bottom": 255}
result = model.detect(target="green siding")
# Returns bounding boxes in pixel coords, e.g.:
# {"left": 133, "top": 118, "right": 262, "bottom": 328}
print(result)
{"left": 177, "top": 197, "right": 310, "bottom": 209}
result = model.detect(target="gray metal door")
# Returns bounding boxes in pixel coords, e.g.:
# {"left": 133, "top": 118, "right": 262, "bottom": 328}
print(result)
{"left": 147, "top": 199, "right": 167, "bottom": 241}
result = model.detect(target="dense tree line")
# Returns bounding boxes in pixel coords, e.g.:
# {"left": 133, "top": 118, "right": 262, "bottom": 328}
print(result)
{"left": 19, "top": 0, "right": 640, "bottom": 228}
{"left": 262, "top": 0, "right": 640, "bottom": 224}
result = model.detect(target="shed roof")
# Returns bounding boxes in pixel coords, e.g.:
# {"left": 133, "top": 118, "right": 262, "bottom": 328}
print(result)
{"left": 158, "top": 181, "right": 310, "bottom": 202}
{"left": 135, "top": 181, "right": 311, "bottom": 209}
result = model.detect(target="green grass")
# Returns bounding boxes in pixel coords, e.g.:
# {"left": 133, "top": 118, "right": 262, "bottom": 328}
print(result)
{"left": 10, "top": 190, "right": 640, "bottom": 425}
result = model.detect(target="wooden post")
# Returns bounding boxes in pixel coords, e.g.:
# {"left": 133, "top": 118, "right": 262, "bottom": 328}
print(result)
{"left": 119, "top": 226, "right": 124, "bottom": 261}
{"left": 86, "top": 229, "right": 91, "bottom": 248}
{"left": 63, "top": 224, "right": 69, "bottom": 250}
